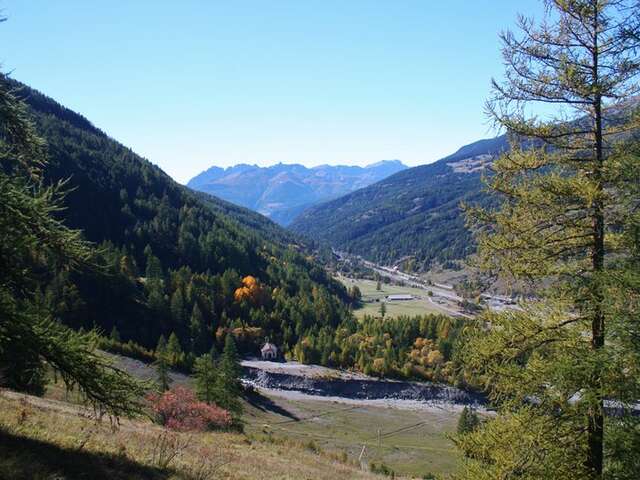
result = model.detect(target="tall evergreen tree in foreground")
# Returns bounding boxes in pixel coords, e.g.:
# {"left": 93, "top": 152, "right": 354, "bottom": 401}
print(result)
{"left": 0, "top": 66, "right": 144, "bottom": 416}
{"left": 458, "top": 1, "right": 640, "bottom": 479}
{"left": 216, "top": 334, "right": 243, "bottom": 418}
{"left": 194, "top": 347, "right": 218, "bottom": 404}
{"left": 154, "top": 335, "right": 171, "bottom": 393}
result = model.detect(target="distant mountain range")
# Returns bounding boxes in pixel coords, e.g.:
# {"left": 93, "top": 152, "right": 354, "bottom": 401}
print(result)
{"left": 289, "top": 136, "right": 508, "bottom": 270}
{"left": 186, "top": 160, "right": 407, "bottom": 225}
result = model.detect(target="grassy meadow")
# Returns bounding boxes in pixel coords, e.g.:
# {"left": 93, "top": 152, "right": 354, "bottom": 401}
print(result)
{"left": 338, "top": 276, "right": 445, "bottom": 319}
{"left": 243, "top": 392, "right": 460, "bottom": 478}
{"left": 0, "top": 386, "right": 460, "bottom": 480}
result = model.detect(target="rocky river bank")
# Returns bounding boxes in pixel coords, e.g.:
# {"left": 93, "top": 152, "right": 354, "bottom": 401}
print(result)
{"left": 242, "top": 360, "right": 486, "bottom": 408}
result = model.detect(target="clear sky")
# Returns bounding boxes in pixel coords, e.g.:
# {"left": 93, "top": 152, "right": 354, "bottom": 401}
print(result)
{"left": 1, "top": 0, "right": 543, "bottom": 184}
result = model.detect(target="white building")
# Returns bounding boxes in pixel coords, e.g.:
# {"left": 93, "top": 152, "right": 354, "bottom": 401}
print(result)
{"left": 261, "top": 342, "right": 278, "bottom": 360}
{"left": 386, "top": 294, "right": 414, "bottom": 301}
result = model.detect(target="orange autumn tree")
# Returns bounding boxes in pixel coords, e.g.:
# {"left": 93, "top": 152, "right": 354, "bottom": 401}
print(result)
{"left": 233, "top": 275, "right": 268, "bottom": 307}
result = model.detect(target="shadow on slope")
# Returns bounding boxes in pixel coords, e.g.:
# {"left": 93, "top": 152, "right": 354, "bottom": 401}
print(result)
{"left": 0, "top": 426, "right": 173, "bottom": 480}
{"left": 244, "top": 388, "right": 300, "bottom": 421}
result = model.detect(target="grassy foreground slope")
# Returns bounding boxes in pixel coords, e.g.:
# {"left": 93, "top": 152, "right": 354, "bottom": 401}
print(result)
{"left": 244, "top": 393, "right": 459, "bottom": 478}
{"left": 0, "top": 390, "right": 379, "bottom": 480}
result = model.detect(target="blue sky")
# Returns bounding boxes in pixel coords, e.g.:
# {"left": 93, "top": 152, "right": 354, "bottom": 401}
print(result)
{"left": 1, "top": 0, "right": 543, "bottom": 183}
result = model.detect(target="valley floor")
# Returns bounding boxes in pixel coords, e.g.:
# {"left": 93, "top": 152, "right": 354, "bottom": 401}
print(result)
{"left": 243, "top": 390, "right": 460, "bottom": 477}
{"left": 111, "top": 354, "right": 463, "bottom": 478}
{"left": 337, "top": 274, "right": 467, "bottom": 319}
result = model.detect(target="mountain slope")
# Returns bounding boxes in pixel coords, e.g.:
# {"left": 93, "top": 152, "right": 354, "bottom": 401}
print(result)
{"left": 187, "top": 160, "right": 407, "bottom": 225}
{"left": 13, "top": 79, "right": 351, "bottom": 355}
{"left": 0, "top": 390, "right": 378, "bottom": 480}
{"left": 289, "top": 99, "right": 639, "bottom": 271}
{"left": 289, "top": 136, "right": 508, "bottom": 270}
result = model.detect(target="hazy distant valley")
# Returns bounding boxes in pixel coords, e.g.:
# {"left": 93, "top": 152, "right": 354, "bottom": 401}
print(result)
{"left": 187, "top": 160, "right": 407, "bottom": 225}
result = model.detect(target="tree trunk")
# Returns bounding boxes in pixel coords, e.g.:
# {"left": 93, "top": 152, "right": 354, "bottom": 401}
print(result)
{"left": 587, "top": 12, "right": 605, "bottom": 474}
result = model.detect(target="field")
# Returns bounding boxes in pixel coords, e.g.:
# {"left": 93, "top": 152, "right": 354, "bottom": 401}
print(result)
{"left": 243, "top": 391, "right": 460, "bottom": 478}
{"left": 0, "top": 383, "right": 461, "bottom": 480}
{"left": 337, "top": 275, "right": 447, "bottom": 319}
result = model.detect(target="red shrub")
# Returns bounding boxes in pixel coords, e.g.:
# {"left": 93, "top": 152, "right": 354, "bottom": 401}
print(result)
{"left": 147, "top": 386, "right": 232, "bottom": 431}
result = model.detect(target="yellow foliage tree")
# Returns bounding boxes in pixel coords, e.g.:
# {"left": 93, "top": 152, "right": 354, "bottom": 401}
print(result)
{"left": 234, "top": 275, "right": 268, "bottom": 306}
{"left": 426, "top": 350, "right": 443, "bottom": 366}
{"left": 372, "top": 358, "right": 386, "bottom": 375}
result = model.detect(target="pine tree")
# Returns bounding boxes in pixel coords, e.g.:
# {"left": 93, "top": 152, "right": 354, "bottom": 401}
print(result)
{"left": 194, "top": 347, "right": 218, "bottom": 404}
{"left": 379, "top": 301, "right": 386, "bottom": 319}
{"left": 216, "top": 334, "right": 243, "bottom": 417}
{"left": 154, "top": 335, "right": 171, "bottom": 393}
{"left": 146, "top": 279, "right": 166, "bottom": 313}
{"left": 189, "top": 303, "right": 208, "bottom": 355}
{"left": 458, "top": 2, "right": 640, "bottom": 478}
{"left": 349, "top": 285, "right": 362, "bottom": 305}
{"left": 145, "top": 253, "right": 163, "bottom": 280}
{"left": 221, "top": 334, "right": 242, "bottom": 382}
{"left": 456, "top": 406, "right": 480, "bottom": 435}
{"left": 109, "top": 325, "right": 121, "bottom": 343}
{"left": 166, "top": 332, "right": 183, "bottom": 366}
{"left": 170, "top": 289, "right": 186, "bottom": 324}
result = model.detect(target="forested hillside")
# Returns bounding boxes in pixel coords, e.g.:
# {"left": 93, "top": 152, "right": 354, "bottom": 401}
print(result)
{"left": 12, "top": 80, "right": 352, "bottom": 360}
{"left": 290, "top": 106, "right": 636, "bottom": 272}
{"left": 290, "top": 136, "right": 507, "bottom": 270}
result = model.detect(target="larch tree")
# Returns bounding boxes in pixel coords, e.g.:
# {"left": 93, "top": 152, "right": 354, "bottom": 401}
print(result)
{"left": 166, "top": 332, "right": 183, "bottom": 366}
{"left": 457, "top": 1, "right": 640, "bottom": 479}
{"left": 0, "top": 64, "right": 145, "bottom": 417}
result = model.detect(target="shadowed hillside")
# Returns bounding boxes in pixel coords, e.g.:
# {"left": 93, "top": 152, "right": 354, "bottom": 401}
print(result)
{"left": 10, "top": 79, "right": 352, "bottom": 357}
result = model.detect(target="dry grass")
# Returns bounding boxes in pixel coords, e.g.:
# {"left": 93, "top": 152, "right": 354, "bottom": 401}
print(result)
{"left": 243, "top": 391, "right": 459, "bottom": 478}
{"left": 0, "top": 389, "right": 382, "bottom": 480}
